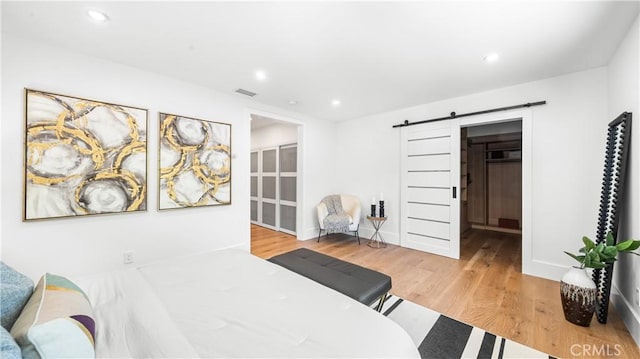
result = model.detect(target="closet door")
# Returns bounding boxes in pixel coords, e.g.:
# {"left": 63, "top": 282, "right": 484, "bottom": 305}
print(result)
{"left": 400, "top": 120, "right": 460, "bottom": 259}
{"left": 261, "top": 148, "right": 278, "bottom": 230}
{"left": 279, "top": 144, "right": 297, "bottom": 235}
{"left": 250, "top": 151, "right": 259, "bottom": 224}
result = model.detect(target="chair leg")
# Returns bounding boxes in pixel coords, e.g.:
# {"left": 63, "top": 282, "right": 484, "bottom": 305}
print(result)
{"left": 356, "top": 230, "right": 360, "bottom": 245}
{"left": 317, "top": 228, "right": 322, "bottom": 242}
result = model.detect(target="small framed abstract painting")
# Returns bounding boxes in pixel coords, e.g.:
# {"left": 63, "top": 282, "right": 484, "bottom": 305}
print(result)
{"left": 158, "top": 113, "right": 231, "bottom": 210}
{"left": 24, "top": 89, "right": 148, "bottom": 221}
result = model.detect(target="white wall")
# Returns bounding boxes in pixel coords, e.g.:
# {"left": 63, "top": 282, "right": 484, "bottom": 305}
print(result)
{"left": 335, "top": 67, "right": 609, "bottom": 281}
{"left": 1, "top": 34, "right": 336, "bottom": 280}
{"left": 608, "top": 15, "right": 640, "bottom": 345}
{"left": 251, "top": 123, "right": 298, "bottom": 150}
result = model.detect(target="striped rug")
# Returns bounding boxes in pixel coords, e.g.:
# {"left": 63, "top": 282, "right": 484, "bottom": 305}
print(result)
{"left": 376, "top": 295, "right": 555, "bottom": 359}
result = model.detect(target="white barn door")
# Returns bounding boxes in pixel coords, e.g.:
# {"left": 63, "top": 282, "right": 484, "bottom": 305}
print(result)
{"left": 400, "top": 119, "right": 460, "bottom": 259}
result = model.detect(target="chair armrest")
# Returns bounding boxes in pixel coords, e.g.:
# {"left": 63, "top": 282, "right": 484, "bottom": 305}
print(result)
{"left": 317, "top": 203, "right": 329, "bottom": 229}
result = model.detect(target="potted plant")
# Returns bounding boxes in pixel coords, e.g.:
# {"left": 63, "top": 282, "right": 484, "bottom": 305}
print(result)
{"left": 561, "top": 232, "right": 640, "bottom": 326}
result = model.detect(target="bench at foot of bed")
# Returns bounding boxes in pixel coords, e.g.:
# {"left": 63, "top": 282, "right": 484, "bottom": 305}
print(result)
{"left": 268, "top": 248, "right": 391, "bottom": 312}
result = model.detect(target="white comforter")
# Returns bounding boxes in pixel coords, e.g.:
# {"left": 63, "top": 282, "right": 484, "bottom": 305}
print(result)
{"left": 75, "top": 249, "right": 419, "bottom": 358}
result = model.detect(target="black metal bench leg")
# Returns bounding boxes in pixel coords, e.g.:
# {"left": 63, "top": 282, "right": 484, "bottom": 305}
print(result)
{"left": 375, "top": 293, "right": 388, "bottom": 312}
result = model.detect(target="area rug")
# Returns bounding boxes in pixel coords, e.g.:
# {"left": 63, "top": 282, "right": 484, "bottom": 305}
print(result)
{"left": 376, "top": 295, "right": 555, "bottom": 359}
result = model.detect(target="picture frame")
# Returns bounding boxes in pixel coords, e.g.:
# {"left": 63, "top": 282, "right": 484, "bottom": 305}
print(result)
{"left": 24, "top": 89, "right": 148, "bottom": 221}
{"left": 158, "top": 112, "right": 231, "bottom": 210}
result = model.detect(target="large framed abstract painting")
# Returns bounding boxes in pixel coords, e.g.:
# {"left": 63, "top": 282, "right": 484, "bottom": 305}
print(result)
{"left": 158, "top": 113, "right": 231, "bottom": 210}
{"left": 24, "top": 89, "right": 148, "bottom": 221}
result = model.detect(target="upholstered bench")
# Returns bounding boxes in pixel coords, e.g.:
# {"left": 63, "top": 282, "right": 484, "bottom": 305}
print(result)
{"left": 268, "top": 248, "right": 391, "bottom": 311}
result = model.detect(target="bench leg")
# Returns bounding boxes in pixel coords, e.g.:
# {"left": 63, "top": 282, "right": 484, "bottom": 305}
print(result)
{"left": 375, "top": 293, "right": 388, "bottom": 312}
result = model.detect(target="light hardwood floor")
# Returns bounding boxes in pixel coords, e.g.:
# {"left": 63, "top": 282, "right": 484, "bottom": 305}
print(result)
{"left": 251, "top": 224, "right": 639, "bottom": 358}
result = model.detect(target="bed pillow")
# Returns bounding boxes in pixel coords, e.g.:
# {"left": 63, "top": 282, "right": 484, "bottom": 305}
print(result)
{"left": 1, "top": 326, "right": 21, "bottom": 359}
{"left": 0, "top": 262, "right": 34, "bottom": 331}
{"left": 10, "top": 273, "right": 95, "bottom": 359}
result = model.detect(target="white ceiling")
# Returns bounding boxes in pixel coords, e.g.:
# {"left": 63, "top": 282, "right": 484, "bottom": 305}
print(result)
{"left": 2, "top": 1, "right": 639, "bottom": 122}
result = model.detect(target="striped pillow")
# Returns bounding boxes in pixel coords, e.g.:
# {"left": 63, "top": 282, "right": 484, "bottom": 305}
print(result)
{"left": 10, "top": 273, "right": 95, "bottom": 359}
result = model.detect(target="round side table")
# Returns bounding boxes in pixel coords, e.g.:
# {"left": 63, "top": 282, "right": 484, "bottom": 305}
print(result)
{"left": 366, "top": 215, "right": 388, "bottom": 248}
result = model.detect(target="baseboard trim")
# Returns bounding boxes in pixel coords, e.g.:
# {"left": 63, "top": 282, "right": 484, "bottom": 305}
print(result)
{"left": 470, "top": 223, "right": 522, "bottom": 234}
{"left": 523, "top": 258, "right": 568, "bottom": 282}
{"left": 610, "top": 284, "right": 640, "bottom": 346}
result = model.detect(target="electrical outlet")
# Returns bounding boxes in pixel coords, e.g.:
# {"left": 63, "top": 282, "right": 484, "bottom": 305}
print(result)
{"left": 123, "top": 251, "right": 134, "bottom": 264}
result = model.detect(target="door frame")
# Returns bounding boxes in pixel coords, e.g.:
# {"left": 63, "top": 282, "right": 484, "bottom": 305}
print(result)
{"left": 457, "top": 108, "right": 532, "bottom": 274}
{"left": 248, "top": 108, "right": 304, "bottom": 240}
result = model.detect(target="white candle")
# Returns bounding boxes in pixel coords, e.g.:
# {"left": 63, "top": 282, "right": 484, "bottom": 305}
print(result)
{"left": 371, "top": 197, "right": 376, "bottom": 205}
{"left": 380, "top": 192, "right": 384, "bottom": 201}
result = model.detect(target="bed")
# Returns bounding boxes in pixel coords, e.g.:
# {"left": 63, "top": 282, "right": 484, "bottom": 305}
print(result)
{"left": 69, "top": 249, "right": 419, "bottom": 358}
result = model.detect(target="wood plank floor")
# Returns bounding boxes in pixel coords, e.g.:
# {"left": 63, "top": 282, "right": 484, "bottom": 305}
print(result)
{"left": 251, "top": 224, "right": 639, "bottom": 358}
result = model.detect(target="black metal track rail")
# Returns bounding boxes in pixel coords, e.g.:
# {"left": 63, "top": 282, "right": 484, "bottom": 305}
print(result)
{"left": 392, "top": 101, "right": 547, "bottom": 128}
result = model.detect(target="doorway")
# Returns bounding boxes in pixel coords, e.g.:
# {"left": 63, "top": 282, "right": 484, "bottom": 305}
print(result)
{"left": 250, "top": 113, "right": 302, "bottom": 237}
{"left": 461, "top": 120, "right": 523, "bottom": 234}
{"left": 399, "top": 109, "right": 532, "bottom": 274}
{"left": 460, "top": 120, "right": 523, "bottom": 270}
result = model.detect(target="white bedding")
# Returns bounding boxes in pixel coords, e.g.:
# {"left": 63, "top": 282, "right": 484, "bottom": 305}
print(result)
{"left": 75, "top": 249, "right": 419, "bottom": 358}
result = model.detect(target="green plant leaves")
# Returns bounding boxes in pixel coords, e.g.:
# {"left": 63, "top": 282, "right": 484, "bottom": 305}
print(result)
{"left": 606, "top": 232, "right": 615, "bottom": 247}
{"left": 566, "top": 233, "right": 640, "bottom": 269}
{"left": 583, "top": 236, "right": 596, "bottom": 250}
{"left": 616, "top": 239, "right": 640, "bottom": 252}
{"left": 603, "top": 246, "right": 618, "bottom": 257}
{"left": 564, "top": 251, "right": 585, "bottom": 268}
{"left": 589, "top": 262, "right": 607, "bottom": 269}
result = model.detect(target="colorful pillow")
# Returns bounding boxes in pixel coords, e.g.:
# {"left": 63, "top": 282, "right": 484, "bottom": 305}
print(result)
{"left": 1, "top": 326, "right": 21, "bottom": 359}
{"left": 10, "top": 273, "right": 95, "bottom": 359}
{"left": 0, "top": 262, "right": 34, "bottom": 330}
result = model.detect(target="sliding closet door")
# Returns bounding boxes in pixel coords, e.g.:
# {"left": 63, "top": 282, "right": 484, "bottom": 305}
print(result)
{"left": 261, "top": 148, "right": 278, "bottom": 230}
{"left": 250, "top": 151, "right": 259, "bottom": 224}
{"left": 400, "top": 119, "right": 460, "bottom": 259}
{"left": 279, "top": 144, "right": 297, "bottom": 235}
{"left": 250, "top": 145, "right": 298, "bottom": 235}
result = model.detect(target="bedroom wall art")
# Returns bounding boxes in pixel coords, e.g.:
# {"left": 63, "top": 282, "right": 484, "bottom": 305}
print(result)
{"left": 24, "top": 89, "right": 148, "bottom": 221}
{"left": 158, "top": 113, "right": 231, "bottom": 210}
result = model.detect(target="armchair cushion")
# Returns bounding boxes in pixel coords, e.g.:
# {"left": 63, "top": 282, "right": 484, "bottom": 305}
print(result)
{"left": 317, "top": 195, "right": 361, "bottom": 231}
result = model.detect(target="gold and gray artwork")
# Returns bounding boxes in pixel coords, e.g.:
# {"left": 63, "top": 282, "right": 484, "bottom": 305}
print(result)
{"left": 159, "top": 113, "right": 231, "bottom": 209}
{"left": 24, "top": 90, "right": 148, "bottom": 220}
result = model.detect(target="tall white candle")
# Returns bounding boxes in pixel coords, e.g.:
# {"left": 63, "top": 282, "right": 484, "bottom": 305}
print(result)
{"left": 380, "top": 192, "right": 384, "bottom": 201}
{"left": 371, "top": 197, "right": 376, "bottom": 205}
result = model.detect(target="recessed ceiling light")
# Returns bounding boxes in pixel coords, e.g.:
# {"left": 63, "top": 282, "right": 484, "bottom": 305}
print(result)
{"left": 255, "top": 70, "right": 267, "bottom": 81}
{"left": 87, "top": 10, "right": 109, "bottom": 22}
{"left": 331, "top": 99, "right": 341, "bottom": 106}
{"left": 288, "top": 100, "right": 298, "bottom": 105}
{"left": 483, "top": 53, "right": 500, "bottom": 63}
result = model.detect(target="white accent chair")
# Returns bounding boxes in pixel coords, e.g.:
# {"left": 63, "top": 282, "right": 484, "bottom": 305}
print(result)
{"left": 316, "top": 194, "right": 362, "bottom": 244}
